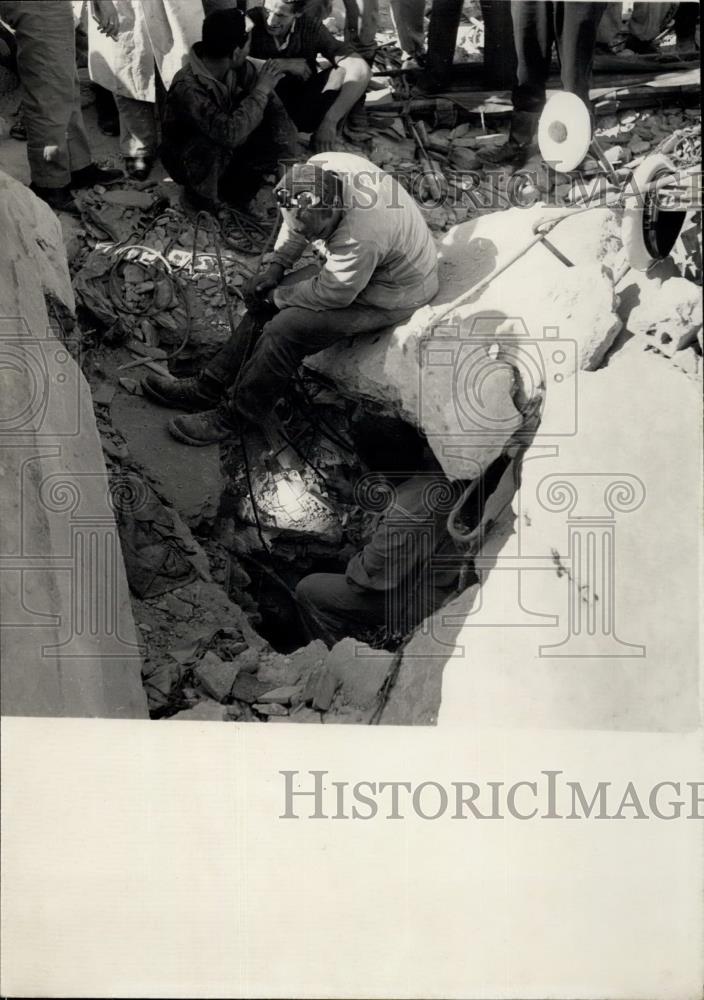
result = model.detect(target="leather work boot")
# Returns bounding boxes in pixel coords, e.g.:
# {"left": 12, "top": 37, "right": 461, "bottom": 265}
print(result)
{"left": 168, "top": 406, "right": 235, "bottom": 446}
{"left": 29, "top": 182, "right": 78, "bottom": 214}
{"left": 142, "top": 373, "right": 222, "bottom": 412}
{"left": 70, "top": 163, "right": 123, "bottom": 188}
{"left": 477, "top": 110, "right": 540, "bottom": 168}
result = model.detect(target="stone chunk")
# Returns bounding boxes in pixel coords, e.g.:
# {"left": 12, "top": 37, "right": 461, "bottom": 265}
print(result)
{"left": 326, "top": 638, "right": 393, "bottom": 710}
{"left": 311, "top": 668, "right": 338, "bottom": 712}
{"left": 170, "top": 698, "right": 228, "bottom": 721}
{"left": 253, "top": 702, "right": 288, "bottom": 716}
{"left": 256, "top": 685, "right": 301, "bottom": 705}
{"left": 193, "top": 651, "right": 240, "bottom": 703}
{"left": 625, "top": 276, "right": 702, "bottom": 356}
{"left": 231, "top": 672, "right": 274, "bottom": 704}
{"left": 288, "top": 706, "right": 323, "bottom": 723}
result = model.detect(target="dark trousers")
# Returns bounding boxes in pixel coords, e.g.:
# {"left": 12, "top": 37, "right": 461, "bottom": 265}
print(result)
{"left": 511, "top": 1, "right": 606, "bottom": 116}
{"left": 202, "top": 265, "right": 414, "bottom": 421}
{"left": 296, "top": 573, "right": 389, "bottom": 645}
{"left": 425, "top": 0, "right": 464, "bottom": 90}
{"left": 232, "top": 299, "right": 414, "bottom": 423}
{"left": 276, "top": 67, "right": 340, "bottom": 133}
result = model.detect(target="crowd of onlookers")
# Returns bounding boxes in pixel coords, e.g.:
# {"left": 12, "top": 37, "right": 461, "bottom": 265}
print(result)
{"left": 0, "top": 1, "right": 698, "bottom": 213}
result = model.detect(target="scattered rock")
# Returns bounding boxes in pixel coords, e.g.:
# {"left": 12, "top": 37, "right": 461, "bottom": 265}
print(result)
{"left": 288, "top": 706, "right": 323, "bottom": 723}
{"left": 169, "top": 698, "right": 229, "bottom": 721}
{"left": 194, "top": 651, "right": 240, "bottom": 703}
{"left": 230, "top": 647, "right": 263, "bottom": 674}
{"left": 311, "top": 668, "right": 338, "bottom": 712}
{"left": 231, "top": 672, "right": 274, "bottom": 704}
{"left": 253, "top": 702, "right": 288, "bottom": 716}
{"left": 625, "top": 275, "right": 702, "bottom": 356}
{"left": 256, "top": 685, "right": 301, "bottom": 705}
{"left": 325, "top": 638, "right": 393, "bottom": 711}
{"left": 161, "top": 591, "right": 194, "bottom": 620}
{"left": 256, "top": 639, "right": 328, "bottom": 687}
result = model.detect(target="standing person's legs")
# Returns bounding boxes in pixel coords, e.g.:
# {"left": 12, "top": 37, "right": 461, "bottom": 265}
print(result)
{"left": 478, "top": 0, "right": 552, "bottom": 162}
{"left": 114, "top": 94, "right": 158, "bottom": 160}
{"left": 424, "top": 0, "right": 464, "bottom": 91}
{"left": 674, "top": 2, "right": 699, "bottom": 52}
{"left": 2, "top": 0, "right": 91, "bottom": 189}
{"left": 511, "top": 0, "right": 554, "bottom": 120}
{"left": 553, "top": 1, "right": 607, "bottom": 108}
{"left": 597, "top": 2, "right": 625, "bottom": 48}
{"left": 390, "top": 0, "right": 427, "bottom": 61}
{"left": 627, "top": 2, "right": 671, "bottom": 42}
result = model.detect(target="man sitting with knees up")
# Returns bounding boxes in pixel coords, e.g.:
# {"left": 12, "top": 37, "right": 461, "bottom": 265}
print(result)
{"left": 295, "top": 425, "right": 513, "bottom": 647}
{"left": 247, "top": 0, "right": 372, "bottom": 151}
{"left": 142, "top": 151, "right": 439, "bottom": 450}
{"left": 160, "top": 7, "right": 300, "bottom": 211}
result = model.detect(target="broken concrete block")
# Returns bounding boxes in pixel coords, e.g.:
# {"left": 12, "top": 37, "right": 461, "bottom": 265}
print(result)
{"left": 230, "top": 647, "right": 263, "bottom": 674}
{"left": 312, "top": 668, "right": 339, "bottom": 712}
{"left": 253, "top": 702, "right": 288, "bottom": 716}
{"left": 231, "top": 672, "right": 274, "bottom": 704}
{"left": 288, "top": 706, "right": 323, "bottom": 723}
{"left": 625, "top": 275, "right": 702, "bottom": 356}
{"left": 169, "top": 698, "right": 229, "bottom": 721}
{"left": 325, "top": 638, "right": 393, "bottom": 711}
{"left": 256, "top": 685, "right": 301, "bottom": 705}
{"left": 257, "top": 639, "right": 328, "bottom": 687}
{"left": 193, "top": 652, "right": 240, "bottom": 703}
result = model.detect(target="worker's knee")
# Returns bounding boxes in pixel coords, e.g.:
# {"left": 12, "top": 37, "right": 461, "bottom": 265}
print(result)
{"left": 295, "top": 573, "right": 327, "bottom": 608}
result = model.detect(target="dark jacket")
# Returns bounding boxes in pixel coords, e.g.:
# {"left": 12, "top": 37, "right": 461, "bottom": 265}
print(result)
{"left": 160, "top": 43, "right": 297, "bottom": 201}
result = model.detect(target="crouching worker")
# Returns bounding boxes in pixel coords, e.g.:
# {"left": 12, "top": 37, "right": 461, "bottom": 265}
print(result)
{"left": 141, "top": 151, "right": 439, "bottom": 449}
{"left": 297, "top": 469, "right": 465, "bottom": 646}
{"left": 295, "top": 443, "right": 513, "bottom": 646}
{"left": 160, "top": 8, "right": 301, "bottom": 211}
{"left": 247, "top": 0, "right": 372, "bottom": 151}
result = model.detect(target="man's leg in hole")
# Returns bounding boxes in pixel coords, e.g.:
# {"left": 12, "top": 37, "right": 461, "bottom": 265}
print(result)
{"left": 296, "top": 573, "right": 388, "bottom": 646}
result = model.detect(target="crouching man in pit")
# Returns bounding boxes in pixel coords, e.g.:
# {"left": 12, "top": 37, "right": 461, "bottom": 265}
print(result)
{"left": 141, "top": 151, "right": 439, "bottom": 449}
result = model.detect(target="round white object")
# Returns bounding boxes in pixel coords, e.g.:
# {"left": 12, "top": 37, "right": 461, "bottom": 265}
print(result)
{"left": 622, "top": 153, "right": 686, "bottom": 271}
{"left": 538, "top": 92, "right": 592, "bottom": 173}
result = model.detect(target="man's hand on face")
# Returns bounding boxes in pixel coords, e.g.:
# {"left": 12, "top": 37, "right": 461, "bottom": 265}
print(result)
{"left": 256, "top": 59, "right": 286, "bottom": 94}
{"left": 283, "top": 58, "right": 313, "bottom": 80}
{"left": 311, "top": 118, "right": 338, "bottom": 153}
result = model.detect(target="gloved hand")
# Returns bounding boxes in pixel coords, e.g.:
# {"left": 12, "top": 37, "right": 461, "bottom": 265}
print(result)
{"left": 244, "top": 262, "right": 285, "bottom": 305}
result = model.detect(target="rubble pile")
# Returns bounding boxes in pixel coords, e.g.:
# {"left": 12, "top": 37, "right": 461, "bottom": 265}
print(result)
{"left": 169, "top": 635, "right": 394, "bottom": 725}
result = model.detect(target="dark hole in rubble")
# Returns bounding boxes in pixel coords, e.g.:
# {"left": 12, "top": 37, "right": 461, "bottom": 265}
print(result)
{"left": 220, "top": 388, "right": 452, "bottom": 655}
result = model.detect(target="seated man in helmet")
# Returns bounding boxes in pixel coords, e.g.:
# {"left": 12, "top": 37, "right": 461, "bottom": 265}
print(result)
{"left": 246, "top": 0, "right": 372, "bottom": 151}
{"left": 141, "top": 151, "right": 439, "bottom": 449}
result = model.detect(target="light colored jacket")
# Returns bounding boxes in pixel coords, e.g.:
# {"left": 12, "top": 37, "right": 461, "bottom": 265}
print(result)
{"left": 272, "top": 152, "right": 438, "bottom": 313}
{"left": 82, "top": 0, "right": 204, "bottom": 101}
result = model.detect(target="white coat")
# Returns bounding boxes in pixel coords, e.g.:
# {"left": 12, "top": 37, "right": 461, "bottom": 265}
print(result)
{"left": 82, "top": 0, "right": 205, "bottom": 101}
